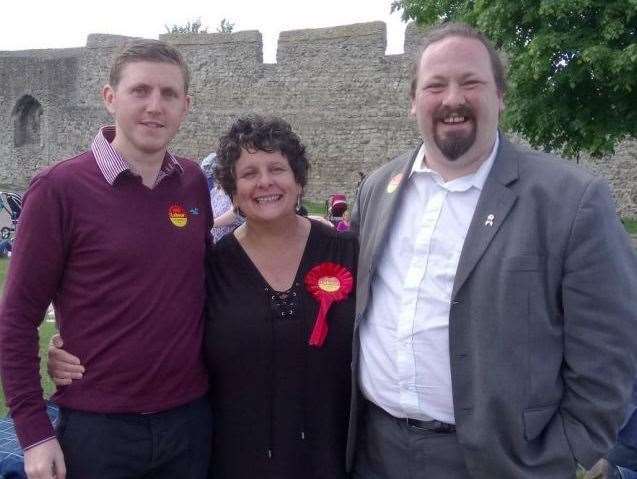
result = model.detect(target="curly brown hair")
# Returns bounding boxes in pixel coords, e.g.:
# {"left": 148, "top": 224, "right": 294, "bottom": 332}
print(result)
{"left": 214, "top": 115, "right": 309, "bottom": 199}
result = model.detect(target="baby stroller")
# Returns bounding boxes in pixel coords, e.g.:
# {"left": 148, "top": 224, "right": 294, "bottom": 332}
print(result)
{"left": 325, "top": 194, "right": 348, "bottom": 226}
{"left": 0, "top": 191, "right": 22, "bottom": 242}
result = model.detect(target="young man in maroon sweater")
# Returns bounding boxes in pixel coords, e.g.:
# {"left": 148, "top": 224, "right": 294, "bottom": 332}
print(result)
{"left": 0, "top": 40, "right": 212, "bottom": 479}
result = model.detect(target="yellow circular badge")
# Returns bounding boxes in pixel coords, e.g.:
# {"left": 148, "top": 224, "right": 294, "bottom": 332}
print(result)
{"left": 387, "top": 173, "right": 402, "bottom": 194}
{"left": 318, "top": 276, "right": 341, "bottom": 293}
{"left": 169, "top": 204, "right": 188, "bottom": 228}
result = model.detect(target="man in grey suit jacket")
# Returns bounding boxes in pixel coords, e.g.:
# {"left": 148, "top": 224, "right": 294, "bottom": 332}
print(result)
{"left": 348, "top": 22, "right": 637, "bottom": 479}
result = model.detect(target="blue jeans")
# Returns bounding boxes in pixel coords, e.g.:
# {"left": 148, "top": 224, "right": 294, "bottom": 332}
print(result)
{"left": 608, "top": 442, "right": 637, "bottom": 479}
{"left": 57, "top": 395, "right": 212, "bottom": 479}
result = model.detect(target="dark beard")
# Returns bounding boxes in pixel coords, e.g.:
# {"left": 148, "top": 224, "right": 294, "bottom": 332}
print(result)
{"left": 435, "top": 126, "right": 476, "bottom": 160}
{"left": 433, "top": 105, "right": 476, "bottom": 160}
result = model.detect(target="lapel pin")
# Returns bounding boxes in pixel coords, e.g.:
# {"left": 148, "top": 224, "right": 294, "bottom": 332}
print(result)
{"left": 386, "top": 173, "right": 403, "bottom": 194}
{"left": 484, "top": 214, "right": 495, "bottom": 227}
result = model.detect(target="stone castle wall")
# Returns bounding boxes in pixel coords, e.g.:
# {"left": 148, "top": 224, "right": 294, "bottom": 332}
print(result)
{"left": 0, "top": 22, "right": 635, "bottom": 216}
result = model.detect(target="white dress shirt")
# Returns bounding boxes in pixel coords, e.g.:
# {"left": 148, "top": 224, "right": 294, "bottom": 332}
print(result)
{"left": 359, "top": 136, "right": 499, "bottom": 423}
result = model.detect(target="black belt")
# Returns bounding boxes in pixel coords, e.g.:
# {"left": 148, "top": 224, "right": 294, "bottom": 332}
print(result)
{"left": 367, "top": 400, "right": 456, "bottom": 433}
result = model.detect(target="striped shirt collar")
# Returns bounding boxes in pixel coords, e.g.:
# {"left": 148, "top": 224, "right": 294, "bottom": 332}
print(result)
{"left": 91, "top": 126, "right": 183, "bottom": 186}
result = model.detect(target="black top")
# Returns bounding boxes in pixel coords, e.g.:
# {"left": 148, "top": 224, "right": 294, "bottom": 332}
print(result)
{"left": 204, "top": 220, "right": 357, "bottom": 479}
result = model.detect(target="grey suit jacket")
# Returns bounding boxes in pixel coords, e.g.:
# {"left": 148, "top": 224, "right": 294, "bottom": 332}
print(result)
{"left": 347, "top": 136, "right": 637, "bottom": 478}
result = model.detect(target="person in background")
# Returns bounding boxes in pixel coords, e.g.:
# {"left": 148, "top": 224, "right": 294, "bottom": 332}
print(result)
{"left": 336, "top": 210, "right": 351, "bottom": 232}
{"left": 201, "top": 152, "right": 244, "bottom": 242}
{"left": 0, "top": 239, "right": 12, "bottom": 257}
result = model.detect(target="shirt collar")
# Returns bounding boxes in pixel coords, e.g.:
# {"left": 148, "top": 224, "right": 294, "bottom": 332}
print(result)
{"left": 409, "top": 133, "right": 499, "bottom": 192}
{"left": 91, "top": 125, "right": 183, "bottom": 185}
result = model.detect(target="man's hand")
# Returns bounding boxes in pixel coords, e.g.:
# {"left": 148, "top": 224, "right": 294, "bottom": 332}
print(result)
{"left": 24, "top": 438, "right": 66, "bottom": 479}
{"left": 47, "top": 334, "right": 84, "bottom": 386}
{"left": 582, "top": 458, "right": 611, "bottom": 479}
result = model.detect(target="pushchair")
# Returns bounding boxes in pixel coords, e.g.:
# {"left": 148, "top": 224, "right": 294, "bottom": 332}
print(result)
{"left": 0, "top": 192, "right": 22, "bottom": 242}
{"left": 325, "top": 194, "right": 348, "bottom": 226}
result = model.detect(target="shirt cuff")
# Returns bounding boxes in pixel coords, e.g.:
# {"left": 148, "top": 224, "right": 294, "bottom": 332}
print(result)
{"left": 23, "top": 435, "right": 57, "bottom": 451}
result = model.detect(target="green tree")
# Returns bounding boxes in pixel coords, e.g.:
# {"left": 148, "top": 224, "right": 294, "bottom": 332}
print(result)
{"left": 165, "top": 17, "right": 208, "bottom": 34}
{"left": 217, "top": 18, "right": 235, "bottom": 33}
{"left": 391, "top": 0, "right": 637, "bottom": 158}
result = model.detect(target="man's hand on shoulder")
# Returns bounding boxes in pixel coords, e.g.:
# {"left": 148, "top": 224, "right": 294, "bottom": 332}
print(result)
{"left": 24, "top": 438, "right": 66, "bottom": 479}
{"left": 47, "top": 334, "right": 84, "bottom": 386}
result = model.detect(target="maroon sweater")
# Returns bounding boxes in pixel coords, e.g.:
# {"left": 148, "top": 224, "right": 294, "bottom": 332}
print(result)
{"left": 0, "top": 150, "right": 211, "bottom": 449}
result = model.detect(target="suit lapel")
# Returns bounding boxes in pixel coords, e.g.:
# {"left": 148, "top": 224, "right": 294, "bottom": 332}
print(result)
{"left": 368, "top": 146, "right": 420, "bottom": 277}
{"left": 354, "top": 146, "right": 420, "bottom": 329}
{"left": 452, "top": 137, "right": 520, "bottom": 299}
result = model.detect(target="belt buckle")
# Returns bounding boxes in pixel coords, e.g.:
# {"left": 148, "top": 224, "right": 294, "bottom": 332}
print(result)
{"left": 433, "top": 421, "right": 454, "bottom": 433}
{"left": 406, "top": 417, "right": 455, "bottom": 433}
{"left": 405, "top": 417, "right": 429, "bottom": 430}
{"left": 432, "top": 420, "right": 455, "bottom": 433}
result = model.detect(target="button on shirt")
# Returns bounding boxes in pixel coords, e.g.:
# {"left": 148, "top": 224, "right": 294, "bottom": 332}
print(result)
{"left": 359, "top": 137, "right": 498, "bottom": 424}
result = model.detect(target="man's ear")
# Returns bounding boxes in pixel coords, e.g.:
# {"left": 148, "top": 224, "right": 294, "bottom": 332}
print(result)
{"left": 497, "top": 91, "right": 505, "bottom": 114}
{"left": 102, "top": 84, "right": 116, "bottom": 115}
{"left": 409, "top": 98, "right": 416, "bottom": 117}
{"left": 181, "top": 94, "right": 192, "bottom": 121}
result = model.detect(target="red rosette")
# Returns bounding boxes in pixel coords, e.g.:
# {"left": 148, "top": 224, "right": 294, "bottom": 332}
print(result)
{"left": 304, "top": 262, "right": 353, "bottom": 348}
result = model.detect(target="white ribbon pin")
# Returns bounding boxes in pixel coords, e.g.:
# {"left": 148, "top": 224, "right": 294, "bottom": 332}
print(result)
{"left": 484, "top": 214, "right": 495, "bottom": 227}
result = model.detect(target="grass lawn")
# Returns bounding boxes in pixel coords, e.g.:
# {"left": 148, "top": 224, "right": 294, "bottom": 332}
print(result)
{"left": 303, "top": 199, "right": 326, "bottom": 215}
{"left": 0, "top": 257, "right": 58, "bottom": 417}
{"left": 624, "top": 218, "right": 637, "bottom": 235}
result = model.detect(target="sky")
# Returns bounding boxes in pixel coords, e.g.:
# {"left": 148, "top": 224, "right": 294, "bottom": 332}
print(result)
{"left": 1, "top": 0, "right": 407, "bottom": 63}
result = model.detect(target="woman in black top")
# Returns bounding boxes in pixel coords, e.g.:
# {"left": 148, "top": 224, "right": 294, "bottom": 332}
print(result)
{"left": 206, "top": 220, "right": 355, "bottom": 478}
{"left": 205, "top": 115, "right": 356, "bottom": 478}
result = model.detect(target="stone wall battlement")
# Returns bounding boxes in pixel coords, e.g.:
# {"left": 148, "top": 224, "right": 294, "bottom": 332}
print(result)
{"left": 0, "top": 22, "right": 634, "bottom": 216}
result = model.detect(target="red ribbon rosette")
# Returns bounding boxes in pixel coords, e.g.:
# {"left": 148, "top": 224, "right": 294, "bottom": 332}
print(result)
{"left": 304, "top": 262, "right": 353, "bottom": 348}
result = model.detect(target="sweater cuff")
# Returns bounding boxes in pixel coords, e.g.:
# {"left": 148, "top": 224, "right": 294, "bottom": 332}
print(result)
{"left": 24, "top": 435, "right": 57, "bottom": 451}
{"left": 15, "top": 410, "right": 56, "bottom": 451}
